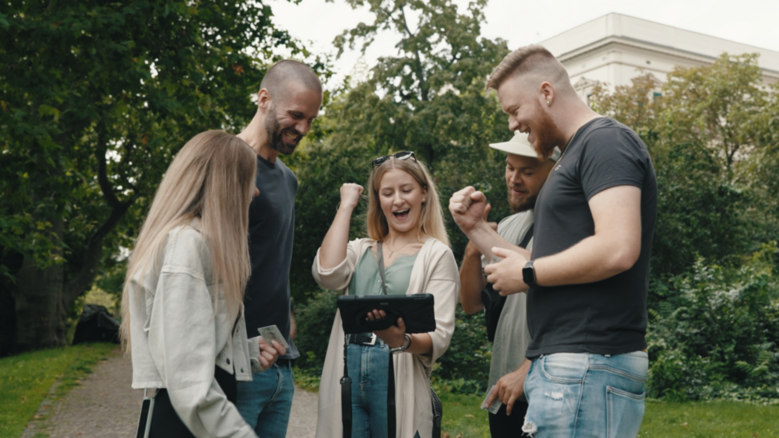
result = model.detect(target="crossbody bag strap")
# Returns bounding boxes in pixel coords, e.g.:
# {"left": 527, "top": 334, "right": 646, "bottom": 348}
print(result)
{"left": 377, "top": 242, "right": 389, "bottom": 296}
{"left": 378, "top": 242, "right": 396, "bottom": 438}
{"left": 518, "top": 223, "right": 534, "bottom": 249}
{"left": 341, "top": 333, "right": 352, "bottom": 438}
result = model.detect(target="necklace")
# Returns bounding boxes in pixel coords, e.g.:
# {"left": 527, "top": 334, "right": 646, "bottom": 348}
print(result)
{"left": 385, "top": 239, "right": 417, "bottom": 258}
{"left": 548, "top": 117, "right": 599, "bottom": 176}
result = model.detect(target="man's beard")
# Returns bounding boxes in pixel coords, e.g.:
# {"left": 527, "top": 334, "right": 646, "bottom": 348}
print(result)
{"left": 530, "top": 100, "right": 566, "bottom": 160}
{"left": 264, "top": 107, "right": 300, "bottom": 155}
{"left": 508, "top": 188, "right": 537, "bottom": 213}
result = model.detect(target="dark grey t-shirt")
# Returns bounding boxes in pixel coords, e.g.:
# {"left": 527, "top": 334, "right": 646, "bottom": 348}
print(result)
{"left": 526, "top": 117, "right": 657, "bottom": 358}
{"left": 244, "top": 155, "right": 299, "bottom": 360}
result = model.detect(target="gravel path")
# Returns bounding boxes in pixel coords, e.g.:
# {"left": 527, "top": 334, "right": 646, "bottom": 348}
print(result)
{"left": 23, "top": 349, "right": 317, "bottom": 438}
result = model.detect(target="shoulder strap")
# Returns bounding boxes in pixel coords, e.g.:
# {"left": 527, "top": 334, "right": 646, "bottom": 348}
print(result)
{"left": 518, "top": 223, "right": 534, "bottom": 249}
{"left": 377, "top": 241, "right": 396, "bottom": 437}
{"left": 377, "top": 242, "right": 388, "bottom": 296}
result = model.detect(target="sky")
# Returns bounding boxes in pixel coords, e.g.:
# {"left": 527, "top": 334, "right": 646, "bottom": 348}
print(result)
{"left": 268, "top": 0, "right": 779, "bottom": 89}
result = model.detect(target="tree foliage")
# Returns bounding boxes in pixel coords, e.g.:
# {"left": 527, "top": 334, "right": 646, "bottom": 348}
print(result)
{"left": 591, "top": 54, "right": 779, "bottom": 279}
{"left": 289, "top": 0, "right": 513, "bottom": 301}
{"left": 0, "top": 0, "right": 310, "bottom": 354}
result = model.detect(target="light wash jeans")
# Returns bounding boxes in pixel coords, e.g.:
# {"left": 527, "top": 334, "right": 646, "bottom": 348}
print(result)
{"left": 347, "top": 343, "right": 391, "bottom": 438}
{"left": 235, "top": 361, "right": 295, "bottom": 438}
{"left": 522, "top": 351, "right": 648, "bottom": 438}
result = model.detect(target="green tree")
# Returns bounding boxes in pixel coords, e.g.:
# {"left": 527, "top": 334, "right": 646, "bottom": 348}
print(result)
{"left": 290, "top": 0, "right": 514, "bottom": 300}
{"left": 591, "top": 54, "right": 777, "bottom": 279}
{"left": 0, "top": 0, "right": 307, "bottom": 354}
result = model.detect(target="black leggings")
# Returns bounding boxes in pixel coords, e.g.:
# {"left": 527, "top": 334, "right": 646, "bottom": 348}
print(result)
{"left": 488, "top": 401, "right": 531, "bottom": 438}
{"left": 148, "top": 366, "right": 237, "bottom": 437}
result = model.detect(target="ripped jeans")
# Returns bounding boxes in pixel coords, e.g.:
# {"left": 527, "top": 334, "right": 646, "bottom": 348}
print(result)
{"left": 522, "top": 351, "right": 647, "bottom": 438}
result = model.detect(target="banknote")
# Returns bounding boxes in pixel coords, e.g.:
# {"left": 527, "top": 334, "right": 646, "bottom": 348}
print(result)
{"left": 258, "top": 325, "right": 290, "bottom": 349}
{"left": 481, "top": 385, "right": 503, "bottom": 414}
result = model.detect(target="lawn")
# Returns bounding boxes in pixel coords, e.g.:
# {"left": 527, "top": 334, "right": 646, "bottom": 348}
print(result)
{"left": 0, "top": 343, "right": 116, "bottom": 438}
{"left": 438, "top": 392, "right": 779, "bottom": 437}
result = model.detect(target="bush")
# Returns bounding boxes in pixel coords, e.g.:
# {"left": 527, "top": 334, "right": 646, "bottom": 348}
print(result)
{"left": 647, "top": 243, "right": 779, "bottom": 403}
{"left": 293, "top": 288, "right": 339, "bottom": 375}
{"left": 432, "top": 306, "right": 492, "bottom": 393}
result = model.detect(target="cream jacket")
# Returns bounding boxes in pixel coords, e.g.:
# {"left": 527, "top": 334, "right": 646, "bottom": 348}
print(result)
{"left": 312, "top": 238, "right": 459, "bottom": 438}
{"left": 128, "top": 221, "right": 263, "bottom": 438}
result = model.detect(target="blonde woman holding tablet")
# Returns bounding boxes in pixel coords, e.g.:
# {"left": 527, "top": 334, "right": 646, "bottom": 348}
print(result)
{"left": 313, "top": 152, "right": 459, "bottom": 438}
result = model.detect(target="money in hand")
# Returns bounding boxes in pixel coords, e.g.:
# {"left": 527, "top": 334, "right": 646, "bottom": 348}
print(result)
{"left": 258, "top": 325, "right": 290, "bottom": 349}
{"left": 481, "top": 385, "right": 503, "bottom": 414}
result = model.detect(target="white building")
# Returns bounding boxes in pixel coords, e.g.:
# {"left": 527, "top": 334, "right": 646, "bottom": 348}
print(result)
{"left": 539, "top": 13, "right": 779, "bottom": 102}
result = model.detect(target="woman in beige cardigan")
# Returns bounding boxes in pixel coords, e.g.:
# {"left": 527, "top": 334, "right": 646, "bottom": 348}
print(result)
{"left": 312, "top": 152, "right": 459, "bottom": 438}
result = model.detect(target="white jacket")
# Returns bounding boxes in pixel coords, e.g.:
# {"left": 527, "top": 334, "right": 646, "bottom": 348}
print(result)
{"left": 312, "top": 238, "right": 459, "bottom": 438}
{"left": 128, "top": 220, "right": 262, "bottom": 438}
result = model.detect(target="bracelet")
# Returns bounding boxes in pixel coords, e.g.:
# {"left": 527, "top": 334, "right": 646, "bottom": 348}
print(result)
{"left": 389, "top": 334, "right": 411, "bottom": 353}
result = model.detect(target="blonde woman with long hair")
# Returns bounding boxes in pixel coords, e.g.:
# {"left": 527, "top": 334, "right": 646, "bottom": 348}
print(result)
{"left": 121, "top": 130, "right": 285, "bottom": 438}
{"left": 312, "top": 152, "right": 459, "bottom": 438}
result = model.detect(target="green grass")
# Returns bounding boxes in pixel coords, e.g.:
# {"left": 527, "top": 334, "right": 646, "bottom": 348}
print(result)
{"left": 0, "top": 343, "right": 116, "bottom": 438}
{"left": 439, "top": 391, "right": 491, "bottom": 437}
{"left": 292, "top": 371, "right": 779, "bottom": 436}
{"left": 639, "top": 399, "right": 779, "bottom": 437}
{"left": 437, "top": 392, "right": 779, "bottom": 437}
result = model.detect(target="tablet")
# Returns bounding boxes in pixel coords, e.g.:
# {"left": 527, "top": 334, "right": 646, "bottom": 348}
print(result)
{"left": 337, "top": 294, "right": 436, "bottom": 334}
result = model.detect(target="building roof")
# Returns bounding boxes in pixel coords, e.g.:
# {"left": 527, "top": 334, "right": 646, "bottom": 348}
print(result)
{"left": 539, "top": 13, "right": 779, "bottom": 77}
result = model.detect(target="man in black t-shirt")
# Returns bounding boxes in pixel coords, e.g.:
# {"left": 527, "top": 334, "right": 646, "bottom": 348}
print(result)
{"left": 469, "top": 45, "right": 657, "bottom": 438}
{"left": 234, "top": 60, "right": 323, "bottom": 438}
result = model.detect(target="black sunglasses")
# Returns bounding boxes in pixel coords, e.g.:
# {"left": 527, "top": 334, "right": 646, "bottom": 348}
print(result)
{"left": 371, "top": 151, "right": 416, "bottom": 169}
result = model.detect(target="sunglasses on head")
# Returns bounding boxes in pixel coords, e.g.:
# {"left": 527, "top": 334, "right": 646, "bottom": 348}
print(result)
{"left": 371, "top": 151, "right": 416, "bottom": 169}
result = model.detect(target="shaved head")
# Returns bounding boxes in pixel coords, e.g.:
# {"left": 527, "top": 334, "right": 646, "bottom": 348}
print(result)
{"left": 260, "top": 60, "right": 322, "bottom": 103}
{"left": 486, "top": 45, "right": 574, "bottom": 96}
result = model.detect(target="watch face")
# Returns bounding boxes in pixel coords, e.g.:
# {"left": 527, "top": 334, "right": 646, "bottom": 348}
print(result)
{"left": 522, "top": 264, "right": 535, "bottom": 284}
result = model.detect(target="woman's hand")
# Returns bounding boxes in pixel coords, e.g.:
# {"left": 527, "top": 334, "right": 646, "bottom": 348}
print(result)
{"left": 257, "top": 338, "right": 286, "bottom": 371}
{"left": 340, "top": 183, "right": 364, "bottom": 211}
{"left": 367, "top": 309, "right": 406, "bottom": 348}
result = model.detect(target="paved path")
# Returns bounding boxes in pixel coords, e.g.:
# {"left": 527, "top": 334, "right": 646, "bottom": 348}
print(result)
{"left": 23, "top": 349, "right": 317, "bottom": 438}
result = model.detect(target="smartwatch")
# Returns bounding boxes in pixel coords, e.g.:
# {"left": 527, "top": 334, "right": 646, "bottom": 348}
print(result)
{"left": 522, "top": 260, "right": 538, "bottom": 289}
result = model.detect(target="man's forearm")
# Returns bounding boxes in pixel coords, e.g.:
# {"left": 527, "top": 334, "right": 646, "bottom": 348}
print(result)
{"left": 459, "top": 243, "right": 486, "bottom": 314}
{"left": 466, "top": 221, "right": 529, "bottom": 261}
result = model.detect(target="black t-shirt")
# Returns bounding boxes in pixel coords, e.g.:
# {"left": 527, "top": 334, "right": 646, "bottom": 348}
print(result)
{"left": 244, "top": 155, "right": 299, "bottom": 360}
{"left": 526, "top": 117, "right": 657, "bottom": 357}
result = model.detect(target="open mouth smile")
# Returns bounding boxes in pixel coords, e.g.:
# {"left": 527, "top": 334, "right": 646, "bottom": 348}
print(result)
{"left": 283, "top": 131, "right": 300, "bottom": 143}
{"left": 393, "top": 209, "right": 410, "bottom": 220}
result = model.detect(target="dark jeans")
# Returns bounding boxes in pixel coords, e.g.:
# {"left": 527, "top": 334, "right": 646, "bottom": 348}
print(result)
{"left": 147, "top": 366, "right": 237, "bottom": 437}
{"left": 489, "top": 401, "right": 531, "bottom": 438}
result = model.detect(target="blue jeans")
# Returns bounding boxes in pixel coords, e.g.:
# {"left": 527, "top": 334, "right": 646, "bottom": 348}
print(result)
{"left": 522, "top": 351, "right": 647, "bottom": 438}
{"left": 347, "top": 343, "right": 391, "bottom": 438}
{"left": 235, "top": 361, "right": 295, "bottom": 438}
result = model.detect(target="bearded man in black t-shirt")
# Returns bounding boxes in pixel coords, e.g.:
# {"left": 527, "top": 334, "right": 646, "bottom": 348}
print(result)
{"left": 462, "top": 45, "right": 657, "bottom": 438}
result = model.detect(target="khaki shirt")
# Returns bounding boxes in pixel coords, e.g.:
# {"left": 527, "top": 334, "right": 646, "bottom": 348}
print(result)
{"left": 482, "top": 212, "right": 534, "bottom": 398}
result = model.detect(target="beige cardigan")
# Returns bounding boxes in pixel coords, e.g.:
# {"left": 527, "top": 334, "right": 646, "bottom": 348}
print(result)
{"left": 312, "top": 238, "right": 459, "bottom": 438}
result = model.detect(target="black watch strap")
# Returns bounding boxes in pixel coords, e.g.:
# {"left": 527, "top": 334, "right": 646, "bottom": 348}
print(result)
{"left": 522, "top": 260, "right": 538, "bottom": 289}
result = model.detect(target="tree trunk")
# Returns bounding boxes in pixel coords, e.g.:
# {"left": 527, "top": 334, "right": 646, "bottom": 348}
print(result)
{"left": 12, "top": 218, "right": 66, "bottom": 351}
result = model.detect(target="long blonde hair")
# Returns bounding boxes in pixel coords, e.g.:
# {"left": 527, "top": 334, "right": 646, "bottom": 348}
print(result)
{"left": 120, "top": 130, "right": 257, "bottom": 352}
{"left": 366, "top": 157, "right": 450, "bottom": 247}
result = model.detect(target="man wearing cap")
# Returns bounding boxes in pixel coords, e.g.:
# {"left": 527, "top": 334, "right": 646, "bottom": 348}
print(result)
{"left": 450, "top": 132, "right": 559, "bottom": 437}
